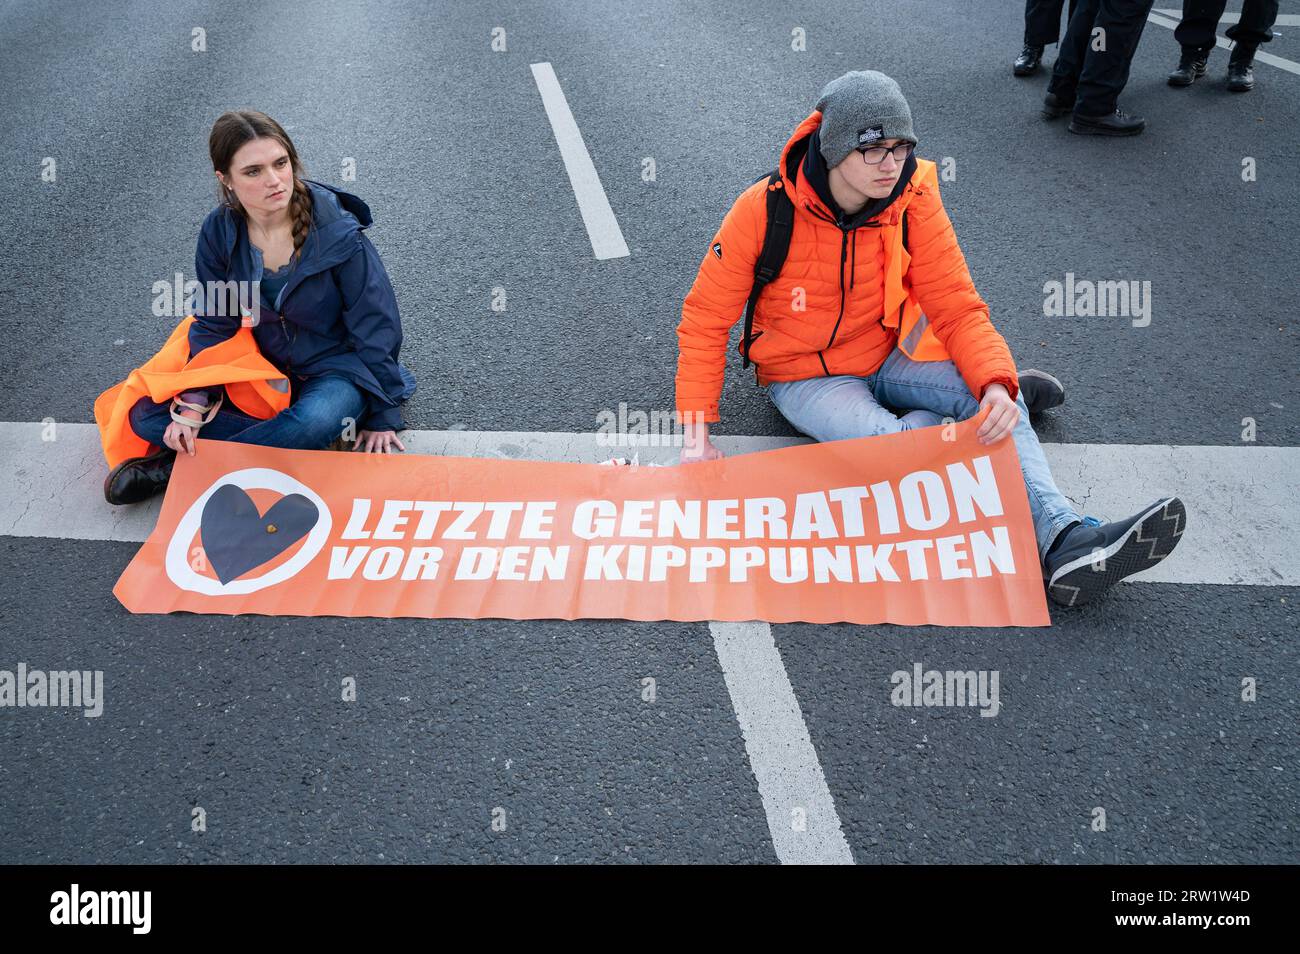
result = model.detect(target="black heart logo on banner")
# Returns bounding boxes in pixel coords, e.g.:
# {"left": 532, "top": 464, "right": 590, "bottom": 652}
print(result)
{"left": 199, "top": 484, "right": 320, "bottom": 585}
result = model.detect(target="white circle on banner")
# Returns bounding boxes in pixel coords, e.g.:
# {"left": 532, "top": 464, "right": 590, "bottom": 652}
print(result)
{"left": 165, "top": 467, "right": 332, "bottom": 596}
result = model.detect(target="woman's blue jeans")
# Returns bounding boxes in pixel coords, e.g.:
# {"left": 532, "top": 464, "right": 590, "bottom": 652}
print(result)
{"left": 766, "top": 349, "right": 1083, "bottom": 564}
{"left": 128, "top": 374, "right": 367, "bottom": 451}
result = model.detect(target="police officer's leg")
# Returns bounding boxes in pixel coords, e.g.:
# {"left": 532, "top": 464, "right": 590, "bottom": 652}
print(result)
{"left": 1225, "top": 0, "right": 1279, "bottom": 47}
{"left": 1173, "top": 0, "right": 1229, "bottom": 51}
{"left": 1024, "top": 0, "right": 1076, "bottom": 46}
{"left": 1048, "top": 0, "right": 1103, "bottom": 101}
{"left": 1075, "top": 0, "right": 1156, "bottom": 117}
{"left": 1026, "top": 0, "right": 1070, "bottom": 46}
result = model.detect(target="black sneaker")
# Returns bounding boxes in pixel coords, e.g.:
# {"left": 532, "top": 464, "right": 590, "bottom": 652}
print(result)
{"left": 1014, "top": 45, "right": 1045, "bottom": 76}
{"left": 1044, "top": 497, "right": 1187, "bottom": 607}
{"left": 104, "top": 447, "right": 176, "bottom": 505}
{"left": 1168, "top": 47, "right": 1210, "bottom": 86}
{"left": 1019, "top": 369, "right": 1065, "bottom": 415}
{"left": 1069, "top": 107, "right": 1146, "bottom": 136}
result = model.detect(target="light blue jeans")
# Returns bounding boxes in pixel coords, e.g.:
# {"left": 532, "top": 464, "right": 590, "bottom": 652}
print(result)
{"left": 766, "top": 349, "right": 1083, "bottom": 564}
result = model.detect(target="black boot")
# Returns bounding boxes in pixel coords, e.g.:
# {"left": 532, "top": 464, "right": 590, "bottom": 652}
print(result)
{"left": 1014, "top": 45, "right": 1045, "bottom": 76}
{"left": 1168, "top": 46, "right": 1210, "bottom": 86}
{"left": 104, "top": 447, "right": 176, "bottom": 505}
{"left": 1069, "top": 107, "right": 1146, "bottom": 136}
{"left": 1227, "top": 43, "right": 1256, "bottom": 91}
{"left": 1043, "top": 498, "right": 1187, "bottom": 607}
{"left": 1019, "top": 369, "right": 1065, "bottom": 415}
{"left": 1042, "top": 90, "right": 1074, "bottom": 119}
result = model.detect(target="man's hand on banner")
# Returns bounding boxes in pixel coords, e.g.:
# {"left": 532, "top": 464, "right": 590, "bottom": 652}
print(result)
{"left": 976, "top": 383, "right": 1019, "bottom": 445}
{"left": 681, "top": 421, "right": 723, "bottom": 463}
{"left": 354, "top": 429, "right": 407, "bottom": 454}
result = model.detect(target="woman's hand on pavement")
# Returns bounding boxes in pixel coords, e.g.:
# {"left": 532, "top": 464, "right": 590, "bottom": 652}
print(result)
{"left": 355, "top": 429, "right": 406, "bottom": 454}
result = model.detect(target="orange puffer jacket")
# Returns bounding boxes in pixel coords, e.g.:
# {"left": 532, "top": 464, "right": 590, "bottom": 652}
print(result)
{"left": 675, "top": 111, "right": 1019, "bottom": 423}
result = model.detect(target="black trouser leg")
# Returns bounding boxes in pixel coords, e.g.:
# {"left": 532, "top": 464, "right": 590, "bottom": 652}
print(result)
{"left": 1025, "top": 0, "right": 1079, "bottom": 46}
{"left": 1225, "top": 0, "right": 1279, "bottom": 47}
{"left": 1047, "top": 0, "right": 1101, "bottom": 100}
{"left": 1173, "top": 0, "right": 1229, "bottom": 50}
{"left": 1074, "top": 0, "right": 1156, "bottom": 116}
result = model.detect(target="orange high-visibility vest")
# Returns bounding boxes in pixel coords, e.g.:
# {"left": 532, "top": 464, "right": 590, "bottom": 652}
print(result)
{"left": 93, "top": 316, "right": 291, "bottom": 468}
{"left": 879, "top": 159, "right": 950, "bottom": 363}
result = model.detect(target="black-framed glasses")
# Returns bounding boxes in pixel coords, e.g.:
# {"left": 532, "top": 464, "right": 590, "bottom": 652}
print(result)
{"left": 858, "top": 142, "right": 915, "bottom": 165}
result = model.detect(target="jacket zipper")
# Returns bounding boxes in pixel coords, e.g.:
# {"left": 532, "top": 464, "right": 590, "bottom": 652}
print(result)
{"left": 806, "top": 202, "right": 884, "bottom": 373}
{"left": 822, "top": 220, "right": 881, "bottom": 355}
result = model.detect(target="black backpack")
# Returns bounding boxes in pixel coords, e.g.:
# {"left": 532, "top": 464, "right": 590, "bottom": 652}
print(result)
{"left": 740, "top": 171, "right": 908, "bottom": 371}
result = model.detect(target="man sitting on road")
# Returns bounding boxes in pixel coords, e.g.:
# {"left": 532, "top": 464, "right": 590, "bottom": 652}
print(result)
{"left": 673, "top": 70, "right": 1186, "bottom": 607}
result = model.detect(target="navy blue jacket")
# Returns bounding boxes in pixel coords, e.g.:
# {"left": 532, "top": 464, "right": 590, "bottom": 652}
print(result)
{"left": 189, "top": 180, "right": 416, "bottom": 432}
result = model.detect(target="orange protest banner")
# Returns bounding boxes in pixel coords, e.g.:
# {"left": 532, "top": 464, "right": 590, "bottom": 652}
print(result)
{"left": 114, "top": 412, "right": 1050, "bottom": 626}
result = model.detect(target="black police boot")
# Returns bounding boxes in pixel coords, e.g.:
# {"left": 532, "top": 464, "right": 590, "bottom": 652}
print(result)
{"left": 1168, "top": 46, "right": 1210, "bottom": 86}
{"left": 1019, "top": 369, "right": 1066, "bottom": 415}
{"left": 104, "top": 447, "right": 176, "bottom": 505}
{"left": 1227, "top": 43, "right": 1256, "bottom": 91}
{"left": 1014, "top": 45, "right": 1045, "bottom": 76}
{"left": 1042, "top": 90, "right": 1075, "bottom": 119}
{"left": 1069, "top": 107, "right": 1146, "bottom": 136}
{"left": 1043, "top": 497, "right": 1187, "bottom": 607}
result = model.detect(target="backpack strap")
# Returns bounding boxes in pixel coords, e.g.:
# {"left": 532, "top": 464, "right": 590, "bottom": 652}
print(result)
{"left": 742, "top": 171, "right": 795, "bottom": 371}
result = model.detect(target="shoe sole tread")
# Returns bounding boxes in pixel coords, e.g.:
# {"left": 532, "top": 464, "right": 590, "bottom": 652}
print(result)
{"left": 1047, "top": 498, "right": 1187, "bottom": 607}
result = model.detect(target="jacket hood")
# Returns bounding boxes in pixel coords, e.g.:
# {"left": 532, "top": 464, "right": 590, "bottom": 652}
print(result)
{"left": 778, "top": 111, "right": 918, "bottom": 227}
{"left": 304, "top": 179, "right": 373, "bottom": 229}
{"left": 203, "top": 178, "right": 373, "bottom": 273}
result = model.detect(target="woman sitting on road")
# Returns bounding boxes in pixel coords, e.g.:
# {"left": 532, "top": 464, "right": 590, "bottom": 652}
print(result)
{"left": 102, "top": 110, "right": 416, "bottom": 505}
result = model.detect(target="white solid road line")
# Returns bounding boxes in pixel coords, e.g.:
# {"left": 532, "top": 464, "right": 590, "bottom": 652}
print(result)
{"left": 2, "top": 422, "right": 1296, "bottom": 587}
{"left": 1148, "top": 11, "right": 1300, "bottom": 76}
{"left": 711, "top": 621, "right": 855, "bottom": 864}
{"left": 530, "top": 61, "right": 631, "bottom": 260}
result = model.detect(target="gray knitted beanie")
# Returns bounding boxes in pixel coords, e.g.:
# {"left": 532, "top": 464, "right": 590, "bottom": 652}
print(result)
{"left": 815, "top": 70, "right": 917, "bottom": 167}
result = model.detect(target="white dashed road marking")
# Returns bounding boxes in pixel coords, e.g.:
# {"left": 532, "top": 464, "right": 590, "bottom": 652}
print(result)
{"left": 711, "top": 621, "right": 855, "bottom": 864}
{"left": 529, "top": 61, "right": 630, "bottom": 260}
